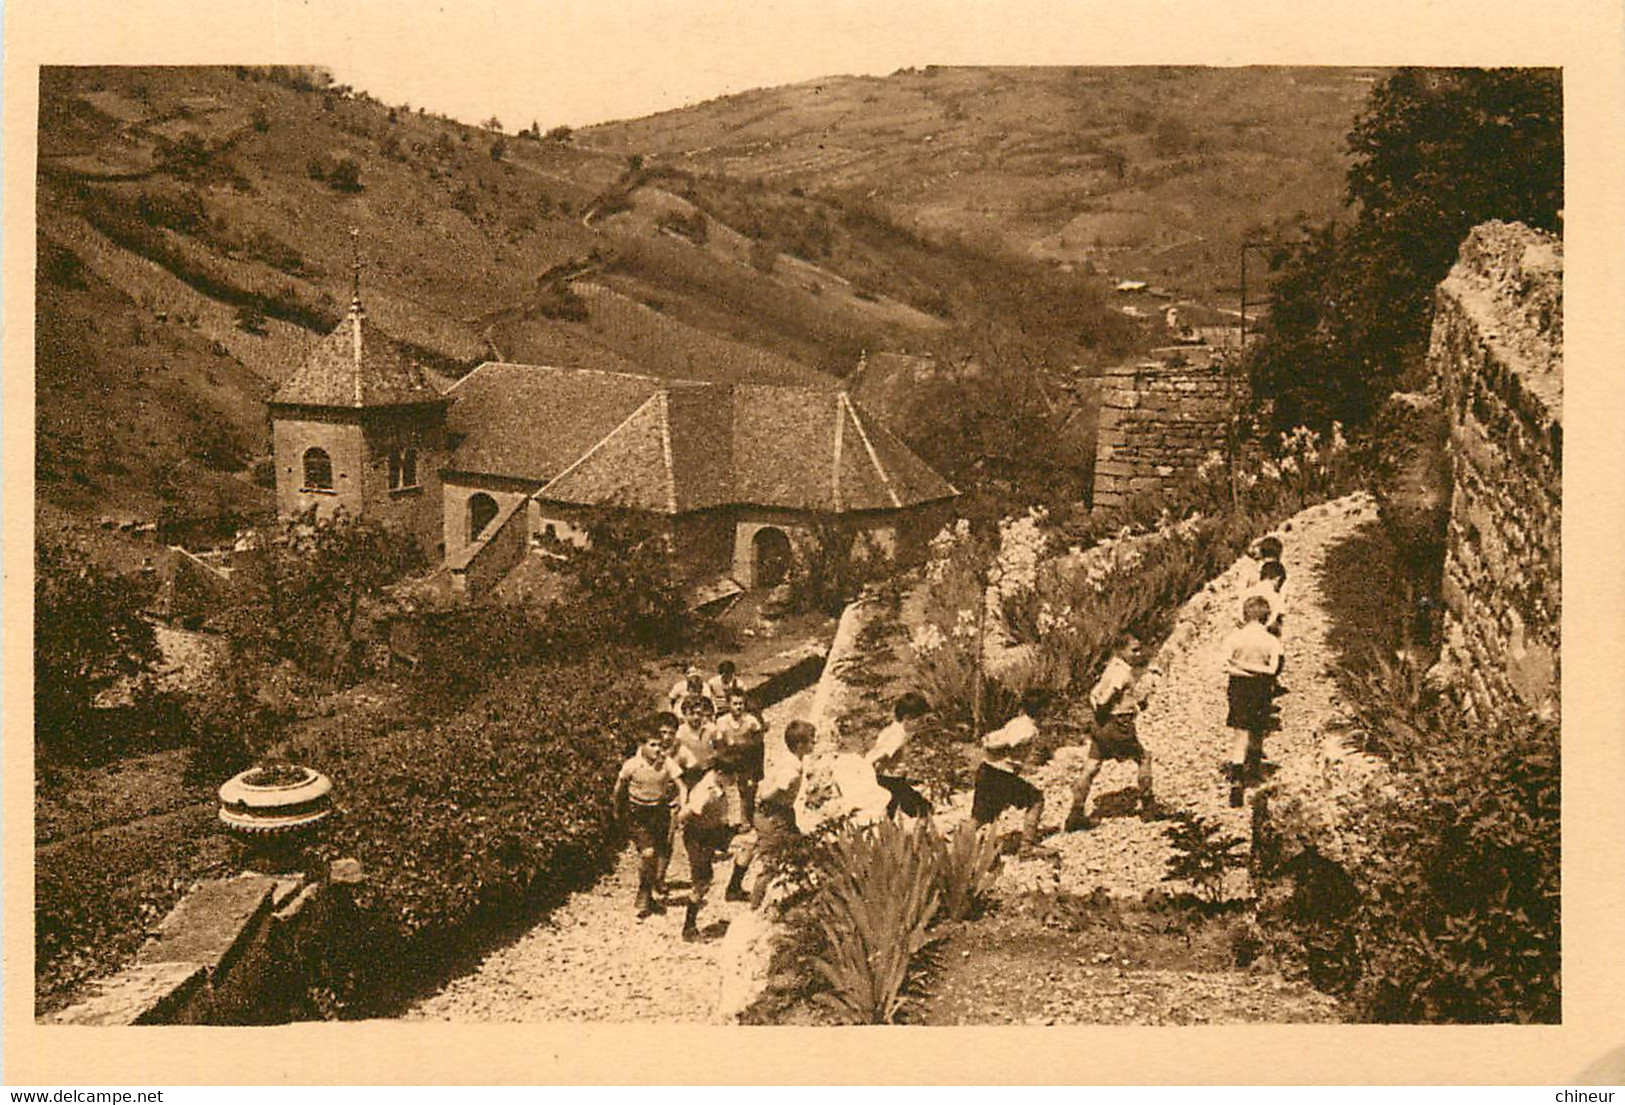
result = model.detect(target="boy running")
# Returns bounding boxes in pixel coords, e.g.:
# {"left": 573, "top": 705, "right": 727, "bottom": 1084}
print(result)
{"left": 678, "top": 761, "right": 745, "bottom": 941}
{"left": 972, "top": 688, "right": 1049, "bottom": 849}
{"left": 1244, "top": 559, "right": 1289, "bottom": 636}
{"left": 713, "top": 689, "right": 765, "bottom": 822}
{"left": 668, "top": 665, "right": 707, "bottom": 713}
{"left": 1067, "top": 635, "right": 1159, "bottom": 830}
{"left": 1222, "top": 594, "right": 1285, "bottom": 807}
{"left": 746, "top": 719, "right": 816, "bottom": 908}
{"left": 866, "top": 692, "right": 933, "bottom": 818}
{"left": 612, "top": 719, "right": 687, "bottom": 918}
{"left": 706, "top": 659, "right": 744, "bottom": 713}
{"left": 674, "top": 695, "right": 717, "bottom": 789}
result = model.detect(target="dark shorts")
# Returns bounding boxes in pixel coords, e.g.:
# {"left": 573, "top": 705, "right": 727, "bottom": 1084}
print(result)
{"left": 972, "top": 763, "right": 1042, "bottom": 824}
{"left": 1089, "top": 714, "right": 1146, "bottom": 761}
{"left": 1227, "top": 674, "right": 1274, "bottom": 731}
{"left": 877, "top": 774, "right": 932, "bottom": 819}
{"left": 627, "top": 802, "right": 673, "bottom": 853}
{"left": 753, "top": 804, "right": 798, "bottom": 853}
{"left": 717, "top": 742, "right": 765, "bottom": 781}
{"left": 682, "top": 823, "right": 736, "bottom": 885}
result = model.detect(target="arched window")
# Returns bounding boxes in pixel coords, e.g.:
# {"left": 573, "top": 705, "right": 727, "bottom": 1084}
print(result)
{"left": 302, "top": 447, "right": 334, "bottom": 491}
{"left": 468, "top": 492, "right": 499, "bottom": 543}
{"left": 388, "top": 447, "right": 420, "bottom": 490}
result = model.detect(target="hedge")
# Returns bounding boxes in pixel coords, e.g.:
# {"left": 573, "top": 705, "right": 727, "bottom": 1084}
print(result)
{"left": 300, "top": 651, "right": 649, "bottom": 1016}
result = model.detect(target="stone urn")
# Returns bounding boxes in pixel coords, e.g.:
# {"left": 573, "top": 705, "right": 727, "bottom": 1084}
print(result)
{"left": 218, "top": 764, "right": 333, "bottom": 836}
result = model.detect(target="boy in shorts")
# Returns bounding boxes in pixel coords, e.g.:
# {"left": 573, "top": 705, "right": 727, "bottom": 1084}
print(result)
{"left": 866, "top": 691, "right": 933, "bottom": 819}
{"left": 713, "top": 689, "right": 765, "bottom": 824}
{"left": 678, "top": 761, "right": 745, "bottom": 941}
{"left": 746, "top": 719, "right": 816, "bottom": 908}
{"left": 612, "top": 719, "right": 687, "bottom": 918}
{"left": 1067, "top": 635, "right": 1159, "bottom": 831}
{"left": 674, "top": 695, "right": 717, "bottom": 789}
{"left": 668, "top": 664, "right": 707, "bottom": 713}
{"left": 972, "top": 688, "right": 1049, "bottom": 849}
{"left": 1223, "top": 595, "right": 1284, "bottom": 807}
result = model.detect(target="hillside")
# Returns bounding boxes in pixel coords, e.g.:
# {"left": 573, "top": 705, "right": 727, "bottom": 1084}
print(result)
{"left": 35, "top": 66, "right": 1141, "bottom": 527}
{"left": 584, "top": 66, "right": 1379, "bottom": 304}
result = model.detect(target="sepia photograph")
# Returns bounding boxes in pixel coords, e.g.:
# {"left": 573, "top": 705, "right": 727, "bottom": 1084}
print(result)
{"left": 5, "top": 0, "right": 1619, "bottom": 1087}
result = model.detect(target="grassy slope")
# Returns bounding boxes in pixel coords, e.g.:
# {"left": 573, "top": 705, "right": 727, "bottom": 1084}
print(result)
{"left": 36, "top": 66, "right": 1145, "bottom": 525}
{"left": 583, "top": 65, "right": 1377, "bottom": 304}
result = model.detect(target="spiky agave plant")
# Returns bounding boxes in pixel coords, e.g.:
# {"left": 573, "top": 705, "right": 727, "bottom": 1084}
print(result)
{"left": 812, "top": 818, "right": 941, "bottom": 1024}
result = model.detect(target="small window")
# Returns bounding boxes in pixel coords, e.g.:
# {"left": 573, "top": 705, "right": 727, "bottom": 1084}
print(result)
{"left": 388, "top": 447, "right": 420, "bottom": 490}
{"left": 302, "top": 447, "right": 334, "bottom": 491}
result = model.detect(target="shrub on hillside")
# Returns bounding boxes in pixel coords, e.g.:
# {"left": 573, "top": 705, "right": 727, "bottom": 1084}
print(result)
{"left": 326, "top": 157, "right": 363, "bottom": 193}
{"left": 1257, "top": 668, "right": 1560, "bottom": 1024}
{"left": 301, "top": 658, "right": 647, "bottom": 1015}
{"left": 35, "top": 543, "right": 161, "bottom": 765}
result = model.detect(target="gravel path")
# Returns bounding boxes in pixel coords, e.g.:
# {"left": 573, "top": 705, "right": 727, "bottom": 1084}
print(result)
{"left": 952, "top": 492, "right": 1378, "bottom": 900}
{"left": 404, "top": 686, "right": 813, "bottom": 1023}
{"left": 405, "top": 494, "right": 1375, "bottom": 1021}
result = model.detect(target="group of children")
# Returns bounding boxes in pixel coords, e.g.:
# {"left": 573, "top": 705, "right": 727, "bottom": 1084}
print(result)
{"left": 612, "top": 659, "right": 814, "bottom": 939}
{"left": 1221, "top": 535, "right": 1289, "bottom": 807}
{"left": 614, "top": 536, "right": 1291, "bottom": 927}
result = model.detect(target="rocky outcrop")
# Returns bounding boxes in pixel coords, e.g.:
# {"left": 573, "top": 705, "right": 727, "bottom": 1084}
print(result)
{"left": 1431, "top": 221, "right": 1562, "bottom": 722}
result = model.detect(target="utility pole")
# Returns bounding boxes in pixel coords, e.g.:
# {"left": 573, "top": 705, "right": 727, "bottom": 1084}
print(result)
{"left": 1238, "top": 238, "right": 1285, "bottom": 351}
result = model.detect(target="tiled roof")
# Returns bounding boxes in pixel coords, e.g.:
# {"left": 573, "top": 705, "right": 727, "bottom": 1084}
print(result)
{"left": 445, "top": 363, "right": 665, "bottom": 482}
{"left": 731, "top": 386, "right": 958, "bottom": 512}
{"left": 450, "top": 363, "right": 957, "bottom": 514}
{"left": 272, "top": 303, "right": 447, "bottom": 408}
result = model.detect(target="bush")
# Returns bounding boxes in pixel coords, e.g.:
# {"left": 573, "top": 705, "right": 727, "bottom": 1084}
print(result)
{"left": 235, "top": 303, "right": 268, "bottom": 335}
{"left": 1256, "top": 661, "right": 1560, "bottom": 1023}
{"left": 303, "top": 657, "right": 647, "bottom": 1014}
{"left": 327, "top": 157, "right": 363, "bottom": 193}
{"left": 35, "top": 543, "right": 160, "bottom": 764}
{"left": 554, "top": 509, "right": 692, "bottom": 651}
{"left": 931, "top": 822, "right": 1002, "bottom": 922}
{"left": 1163, "top": 813, "right": 1246, "bottom": 905}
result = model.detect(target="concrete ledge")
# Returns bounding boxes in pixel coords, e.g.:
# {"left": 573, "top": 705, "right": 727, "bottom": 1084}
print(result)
{"left": 45, "top": 962, "right": 207, "bottom": 1026}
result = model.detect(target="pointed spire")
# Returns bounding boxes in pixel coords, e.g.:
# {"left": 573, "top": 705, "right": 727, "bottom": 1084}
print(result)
{"left": 349, "top": 226, "right": 363, "bottom": 315}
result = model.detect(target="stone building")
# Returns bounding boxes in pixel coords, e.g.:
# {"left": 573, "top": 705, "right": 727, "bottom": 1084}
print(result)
{"left": 270, "top": 301, "right": 957, "bottom": 596}
{"left": 269, "top": 295, "right": 449, "bottom": 561}
{"left": 1091, "top": 346, "right": 1248, "bottom": 509}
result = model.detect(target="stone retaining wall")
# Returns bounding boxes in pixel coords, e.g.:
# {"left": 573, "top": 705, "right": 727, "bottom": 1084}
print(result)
{"left": 1432, "top": 221, "right": 1562, "bottom": 722}
{"left": 1092, "top": 351, "right": 1248, "bottom": 510}
{"left": 45, "top": 861, "right": 363, "bottom": 1025}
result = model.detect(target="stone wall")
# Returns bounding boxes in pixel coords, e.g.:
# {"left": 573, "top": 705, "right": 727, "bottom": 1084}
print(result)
{"left": 1091, "top": 348, "right": 1248, "bottom": 510}
{"left": 45, "top": 862, "right": 362, "bottom": 1025}
{"left": 1432, "top": 221, "right": 1562, "bottom": 722}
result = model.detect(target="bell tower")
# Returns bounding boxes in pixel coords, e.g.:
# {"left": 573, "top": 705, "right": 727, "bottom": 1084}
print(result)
{"left": 268, "top": 229, "right": 449, "bottom": 560}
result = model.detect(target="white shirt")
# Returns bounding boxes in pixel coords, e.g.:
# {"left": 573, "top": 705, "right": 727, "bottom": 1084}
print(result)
{"left": 1225, "top": 621, "right": 1284, "bottom": 677}
{"left": 982, "top": 713, "right": 1038, "bottom": 774}
{"left": 1089, "top": 656, "right": 1137, "bottom": 717}
{"left": 866, "top": 720, "right": 910, "bottom": 773}
{"left": 1242, "top": 581, "right": 1287, "bottom": 632}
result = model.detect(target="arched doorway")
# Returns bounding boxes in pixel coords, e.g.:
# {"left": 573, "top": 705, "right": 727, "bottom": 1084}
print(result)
{"left": 752, "top": 526, "right": 793, "bottom": 588}
{"left": 301, "top": 447, "right": 333, "bottom": 491}
{"left": 468, "top": 492, "right": 499, "bottom": 543}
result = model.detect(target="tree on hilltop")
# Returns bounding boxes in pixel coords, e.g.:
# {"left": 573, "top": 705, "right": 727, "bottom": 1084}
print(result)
{"left": 1250, "top": 67, "right": 1562, "bottom": 430}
